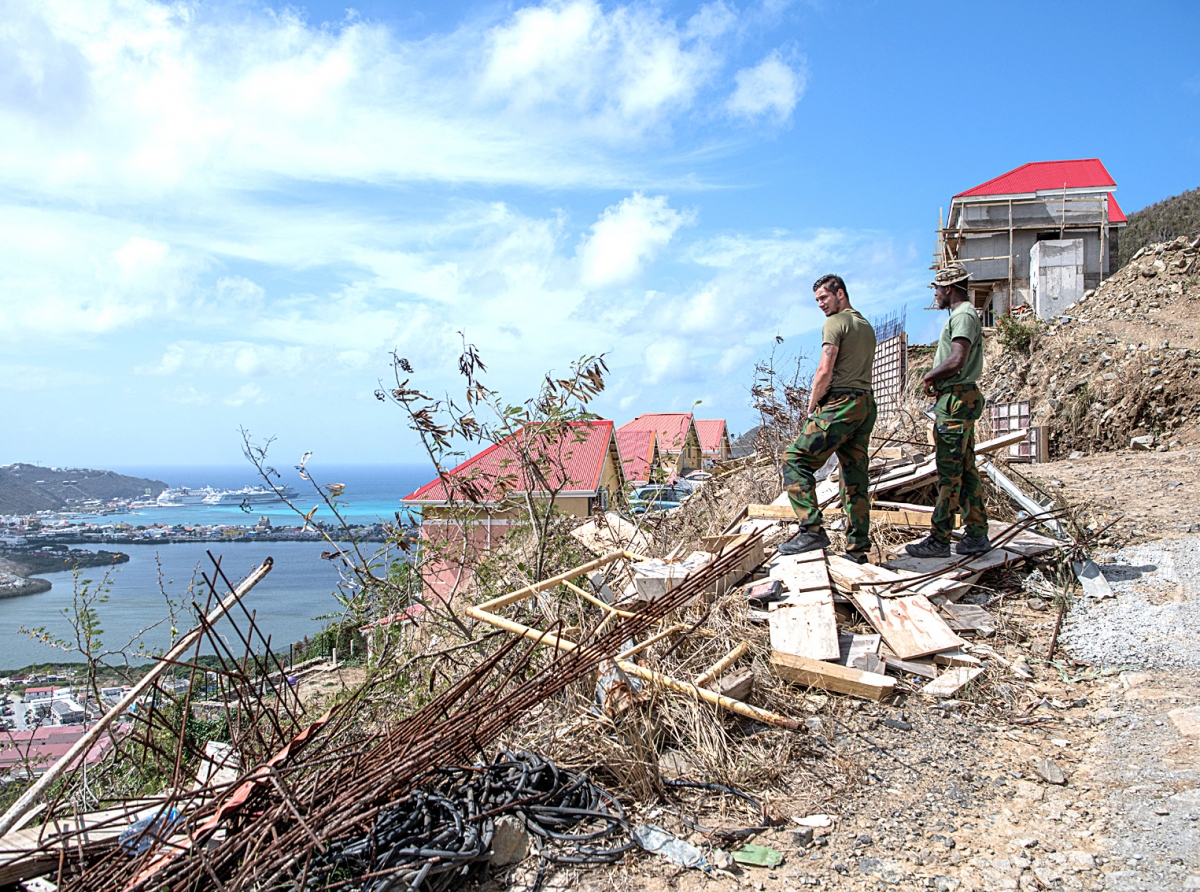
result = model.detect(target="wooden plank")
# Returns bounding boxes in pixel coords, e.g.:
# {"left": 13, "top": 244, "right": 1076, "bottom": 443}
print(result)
{"left": 933, "top": 649, "right": 982, "bottom": 668}
{"left": 827, "top": 554, "right": 970, "bottom": 601}
{"left": 920, "top": 667, "right": 984, "bottom": 698}
{"left": 768, "top": 552, "right": 839, "bottom": 661}
{"left": 708, "top": 668, "right": 754, "bottom": 701}
{"left": 941, "top": 603, "right": 998, "bottom": 637}
{"left": 883, "top": 656, "right": 937, "bottom": 680}
{"left": 849, "top": 590, "right": 965, "bottom": 659}
{"left": 770, "top": 552, "right": 832, "bottom": 594}
{"left": 882, "top": 544, "right": 1024, "bottom": 579}
{"left": 873, "top": 430, "right": 1029, "bottom": 497}
{"left": 770, "top": 650, "right": 896, "bottom": 701}
{"left": 748, "top": 503, "right": 935, "bottom": 526}
{"left": 837, "top": 632, "right": 881, "bottom": 667}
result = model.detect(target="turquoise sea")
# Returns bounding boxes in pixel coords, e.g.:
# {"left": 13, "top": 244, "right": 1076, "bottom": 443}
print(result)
{"left": 0, "top": 463, "right": 435, "bottom": 671}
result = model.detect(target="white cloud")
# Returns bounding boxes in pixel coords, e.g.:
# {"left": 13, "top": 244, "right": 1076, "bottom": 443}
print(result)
{"left": 578, "top": 193, "right": 691, "bottom": 288}
{"left": 164, "top": 385, "right": 211, "bottom": 406}
{"left": 727, "top": 51, "right": 805, "bottom": 122}
{"left": 224, "top": 383, "right": 264, "bottom": 407}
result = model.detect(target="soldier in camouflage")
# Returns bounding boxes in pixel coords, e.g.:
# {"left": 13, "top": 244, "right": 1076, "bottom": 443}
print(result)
{"left": 906, "top": 263, "right": 992, "bottom": 558}
{"left": 778, "top": 275, "right": 877, "bottom": 563}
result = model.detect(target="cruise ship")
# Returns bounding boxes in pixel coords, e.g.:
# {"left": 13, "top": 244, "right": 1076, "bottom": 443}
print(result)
{"left": 203, "top": 485, "right": 300, "bottom": 506}
{"left": 156, "top": 487, "right": 217, "bottom": 507}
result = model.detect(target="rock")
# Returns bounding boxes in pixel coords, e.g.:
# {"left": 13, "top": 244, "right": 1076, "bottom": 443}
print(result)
{"left": 1157, "top": 444, "right": 1170, "bottom": 452}
{"left": 1067, "top": 851, "right": 1095, "bottom": 870}
{"left": 658, "top": 750, "right": 692, "bottom": 778}
{"left": 1131, "top": 435, "right": 1156, "bottom": 450}
{"left": 490, "top": 815, "right": 530, "bottom": 865}
{"left": 1068, "top": 450, "right": 1084, "bottom": 460}
{"left": 934, "top": 878, "right": 960, "bottom": 892}
{"left": 1033, "top": 758, "right": 1066, "bottom": 785}
{"left": 930, "top": 834, "right": 955, "bottom": 850}
{"left": 1017, "top": 838, "right": 1039, "bottom": 849}
{"left": 1170, "top": 440, "right": 1185, "bottom": 449}
{"left": 1027, "top": 597, "right": 1048, "bottom": 611}
{"left": 791, "top": 826, "right": 814, "bottom": 847}
{"left": 794, "top": 814, "right": 833, "bottom": 828}
{"left": 857, "top": 858, "right": 907, "bottom": 884}
{"left": 1168, "top": 707, "right": 1200, "bottom": 737}
{"left": 883, "top": 717, "right": 913, "bottom": 732}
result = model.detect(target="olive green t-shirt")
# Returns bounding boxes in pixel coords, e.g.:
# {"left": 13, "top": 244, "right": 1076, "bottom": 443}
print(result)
{"left": 822, "top": 308, "right": 876, "bottom": 392}
{"left": 932, "top": 302, "right": 984, "bottom": 387}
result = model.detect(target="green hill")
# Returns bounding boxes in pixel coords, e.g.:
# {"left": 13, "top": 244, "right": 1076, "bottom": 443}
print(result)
{"left": 1119, "top": 185, "right": 1200, "bottom": 266}
{"left": 0, "top": 463, "right": 167, "bottom": 514}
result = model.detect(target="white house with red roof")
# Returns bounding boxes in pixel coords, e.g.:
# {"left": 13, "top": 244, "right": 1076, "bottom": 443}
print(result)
{"left": 617, "top": 413, "right": 703, "bottom": 477}
{"left": 694, "top": 419, "right": 731, "bottom": 464}
{"left": 402, "top": 420, "right": 625, "bottom": 602}
{"left": 938, "top": 159, "right": 1126, "bottom": 321}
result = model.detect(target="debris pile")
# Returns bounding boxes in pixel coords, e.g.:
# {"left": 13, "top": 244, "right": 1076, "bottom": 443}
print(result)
{"left": 977, "top": 235, "right": 1200, "bottom": 456}
{"left": 0, "top": 428, "right": 1103, "bottom": 891}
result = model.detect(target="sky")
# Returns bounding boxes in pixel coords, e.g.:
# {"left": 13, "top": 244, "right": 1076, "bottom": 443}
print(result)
{"left": 2, "top": 0, "right": 1197, "bottom": 468}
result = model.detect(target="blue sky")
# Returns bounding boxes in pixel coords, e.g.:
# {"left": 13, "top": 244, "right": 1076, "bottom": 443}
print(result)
{"left": 2, "top": 0, "right": 1197, "bottom": 468}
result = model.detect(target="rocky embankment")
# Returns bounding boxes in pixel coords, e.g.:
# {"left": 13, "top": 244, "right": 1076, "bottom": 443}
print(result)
{"left": 0, "top": 548, "right": 127, "bottom": 598}
{"left": 979, "top": 235, "right": 1200, "bottom": 457}
{"left": 0, "top": 557, "right": 51, "bottom": 598}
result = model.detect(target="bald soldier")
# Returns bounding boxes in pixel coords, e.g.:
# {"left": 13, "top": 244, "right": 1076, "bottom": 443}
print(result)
{"left": 778, "top": 275, "right": 877, "bottom": 563}
{"left": 906, "top": 263, "right": 991, "bottom": 558}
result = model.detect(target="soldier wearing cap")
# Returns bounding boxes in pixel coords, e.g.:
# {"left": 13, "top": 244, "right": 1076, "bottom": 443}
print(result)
{"left": 778, "top": 274, "right": 877, "bottom": 563}
{"left": 906, "top": 263, "right": 991, "bottom": 558}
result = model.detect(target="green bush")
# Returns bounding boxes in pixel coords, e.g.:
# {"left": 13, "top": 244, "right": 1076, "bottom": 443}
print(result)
{"left": 997, "top": 315, "right": 1038, "bottom": 355}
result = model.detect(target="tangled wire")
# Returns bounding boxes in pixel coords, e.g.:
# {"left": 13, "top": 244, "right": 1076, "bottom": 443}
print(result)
{"left": 309, "top": 751, "right": 634, "bottom": 892}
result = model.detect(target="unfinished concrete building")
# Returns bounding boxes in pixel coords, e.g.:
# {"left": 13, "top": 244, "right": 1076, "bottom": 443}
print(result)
{"left": 936, "top": 159, "right": 1126, "bottom": 322}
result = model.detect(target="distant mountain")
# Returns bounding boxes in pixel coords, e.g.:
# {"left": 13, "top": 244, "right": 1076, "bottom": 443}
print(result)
{"left": 1119, "top": 186, "right": 1200, "bottom": 267}
{"left": 0, "top": 463, "right": 167, "bottom": 515}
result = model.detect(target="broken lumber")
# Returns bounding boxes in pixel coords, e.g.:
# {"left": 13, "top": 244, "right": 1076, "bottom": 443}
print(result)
{"left": 771, "top": 651, "right": 895, "bottom": 701}
{"left": 693, "top": 642, "right": 750, "bottom": 687}
{"left": 979, "top": 459, "right": 1066, "bottom": 538}
{"left": 826, "top": 554, "right": 971, "bottom": 600}
{"left": 849, "top": 590, "right": 965, "bottom": 659}
{"left": 920, "top": 666, "right": 984, "bottom": 698}
{"left": 708, "top": 668, "right": 754, "bottom": 701}
{"left": 941, "top": 603, "right": 998, "bottom": 637}
{"left": 836, "top": 631, "right": 881, "bottom": 668}
{"left": 768, "top": 552, "right": 839, "bottom": 661}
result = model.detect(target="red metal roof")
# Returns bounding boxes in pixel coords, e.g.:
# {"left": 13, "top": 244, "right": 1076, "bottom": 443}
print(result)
{"left": 616, "top": 429, "right": 657, "bottom": 483}
{"left": 694, "top": 419, "right": 728, "bottom": 455}
{"left": 403, "top": 421, "right": 616, "bottom": 505}
{"left": 619, "top": 413, "right": 694, "bottom": 452}
{"left": 1107, "top": 193, "right": 1126, "bottom": 224}
{"left": 955, "top": 159, "right": 1116, "bottom": 198}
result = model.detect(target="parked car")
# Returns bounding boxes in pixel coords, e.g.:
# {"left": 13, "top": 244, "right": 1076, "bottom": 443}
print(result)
{"left": 629, "top": 485, "right": 690, "bottom": 514}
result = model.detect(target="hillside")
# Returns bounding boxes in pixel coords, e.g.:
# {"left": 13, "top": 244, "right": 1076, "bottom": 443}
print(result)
{"left": 976, "top": 234, "right": 1200, "bottom": 458}
{"left": 1119, "top": 185, "right": 1200, "bottom": 266}
{"left": 0, "top": 463, "right": 167, "bottom": 515}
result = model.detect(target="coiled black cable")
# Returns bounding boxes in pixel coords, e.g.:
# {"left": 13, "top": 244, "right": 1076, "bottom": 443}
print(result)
{"left": 309, "top": 751, "right": 633, "bottom": 892}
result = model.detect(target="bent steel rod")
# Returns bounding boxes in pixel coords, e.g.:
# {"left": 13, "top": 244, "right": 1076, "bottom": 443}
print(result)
{"left": 0, "top": 558, "right": 274, "bottom": 838}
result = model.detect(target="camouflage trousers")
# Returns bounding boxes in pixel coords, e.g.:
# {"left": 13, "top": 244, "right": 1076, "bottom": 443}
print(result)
{"left": 931, "top": 386, "right": 989, "bottom": 543}
{"left": 782, "top": 392, "right": 877, "bottom": 555}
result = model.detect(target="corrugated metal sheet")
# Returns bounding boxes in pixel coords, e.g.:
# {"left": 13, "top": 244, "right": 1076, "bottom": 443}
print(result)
{"left": 403, "top": 421, "right": 614, "bottom": 504}
{"left": 956, "top": 159, "right": 1116, "bottom": 198}
{"left": 616, "top": 429, "right": 656, "bottom": 483}
{"left": 694, "top": 419, "right": 727, "bottom": 455}
{"left": 619, "top": 413, "right": 693, "bottom": 452}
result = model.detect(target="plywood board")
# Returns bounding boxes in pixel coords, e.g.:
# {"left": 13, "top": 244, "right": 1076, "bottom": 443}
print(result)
{"left": 827, "top": 554, "right": 972, "bottom": 601}
{"left": 849, "top": 590, "right": 965, "bottom": 659}
{"left": 837, "top": 632, "right": 881, "bottom": 667}
{"left": 883, "top": 545, "right": 1023, "bottom": 579}
{"left": 767, "top": 552, "right": 839, "bottom": 661}
{"left": 941, "top": 603, "right": 998, "bottom": 637}
{"left": 770, "top": 650, "right": 895, "bottom": 701}
{"left": 920, "top": 667, "right": 984, "bottom": 698}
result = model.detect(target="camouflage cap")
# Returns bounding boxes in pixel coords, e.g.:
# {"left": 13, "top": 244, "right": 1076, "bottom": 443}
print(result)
{"left": 931, "top": 263, "right": 970, "bottom": 288}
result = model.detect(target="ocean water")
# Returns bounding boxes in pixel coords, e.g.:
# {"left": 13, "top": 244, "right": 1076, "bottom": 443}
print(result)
{"left": 0, "top": 541, "right": 382, "bottom": 672}
{"left": 2, "top": 463, "right": 437, "bottom": 671}
{"left": 101, "top": 462, "right": 434, "bottom": 528}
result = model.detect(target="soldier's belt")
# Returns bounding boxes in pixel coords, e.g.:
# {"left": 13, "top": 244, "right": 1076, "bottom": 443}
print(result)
{"left": 937, "top": 383, "right": 980, "bottom": 395}
{"left": 826, "top": 388, "right": 872, "bottom": 397}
